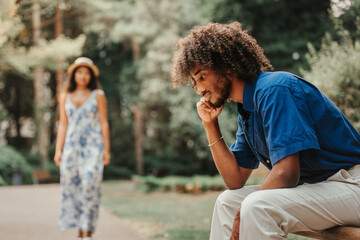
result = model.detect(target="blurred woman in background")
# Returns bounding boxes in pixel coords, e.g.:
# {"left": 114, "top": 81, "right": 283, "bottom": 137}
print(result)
{"left": 54, "top": 57, "right": 110, "bottom": 240}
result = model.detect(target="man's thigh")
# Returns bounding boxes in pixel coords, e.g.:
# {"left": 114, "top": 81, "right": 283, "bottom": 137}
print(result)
{"left": 242, "top": 176, "right": 360, "bottom": 232}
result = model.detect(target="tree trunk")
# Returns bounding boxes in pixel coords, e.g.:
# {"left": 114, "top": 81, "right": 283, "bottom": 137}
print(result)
{"left": 51, "top": 0, "right": 65, "bottom": 143}
{"left": 130, "top": 40, "right": 144, "bottom": 175}
{"left": 32, "top": 1, "right": 49, "bottom": 168}
{"left": 132, "top": 105, "right": 144, "bottom": 175}
{"left": 54, "top": 0, "right": 64, "bottom": 94}
{"left": 14, "top": 79, "right": 21, "bottom": 142}
{"left": 131, "top": 39, "right": 140, "bottom": 62}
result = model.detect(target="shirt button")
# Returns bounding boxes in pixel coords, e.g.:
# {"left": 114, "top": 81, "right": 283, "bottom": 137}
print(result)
{"left": 266, "top": 160, "right": 270, "bottom": 164}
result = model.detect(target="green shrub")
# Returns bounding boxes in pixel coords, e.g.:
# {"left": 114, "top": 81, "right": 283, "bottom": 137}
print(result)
{"left": 0, "top": 175, "right": 6, "bottom": 186}
{"left": 103, "top": 165, "right": 133, "bottom": 180}
{"left": 302, "top": 31, "right": 360, "bottom": 131}
{"left": 0, "top": 103, "right": 9, "bottom": 122}
{"left": 133, "top": 175, "right": 227, "bottom": 193}
{"left": 0, "top": 145, "right": 33, "bottom": 185}
{"left": 133, "top": 174, "right": 266, "bottom": 194}
{"left": 19, "top": 150, "right": 41, "bottom": 168}
{"left": 45, "top": 160, "right": 60, "bottom": 180}
{"left": 244, "top": 175, "right": 266, "bottom": 186}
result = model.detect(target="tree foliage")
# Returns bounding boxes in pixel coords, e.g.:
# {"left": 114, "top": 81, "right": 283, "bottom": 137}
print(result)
{"left": 2, "top": 0, "right": 359, "bottom": 178}
{"left": 0, "top": 1, "right": 85, "bottom": 77}
{"left": 302, "top": 30, "right": 360, "bottom": 131}
{"left": 81, "top": 0, "right": 228, "bottom": 175}
{"left": 195, "top": 0, "right": 333, "bottom": 74}
{"left": 0, "top": 145, "right": 32, "bottom": 185}
{"left": 0, "top": 0, "right": 85, "bottom": 156}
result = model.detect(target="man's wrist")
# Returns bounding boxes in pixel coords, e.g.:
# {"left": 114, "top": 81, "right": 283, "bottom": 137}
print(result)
{"left": 202, "top": 119, "right": 219, "bottom": 129}
{"left": 202, "top": 119, "right": 222, "bottom": 142}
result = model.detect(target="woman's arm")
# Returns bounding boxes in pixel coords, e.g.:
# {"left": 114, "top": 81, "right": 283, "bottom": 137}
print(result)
{"left": 54, "top": 93, "right": 68, "bottom": 167}
{"left": 96, "top": 90, "right": 111, "bottom": 166}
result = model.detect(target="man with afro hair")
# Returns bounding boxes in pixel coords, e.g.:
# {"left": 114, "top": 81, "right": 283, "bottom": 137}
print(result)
{"left": 171, "top": 22, "right": 360, "bottom": 240}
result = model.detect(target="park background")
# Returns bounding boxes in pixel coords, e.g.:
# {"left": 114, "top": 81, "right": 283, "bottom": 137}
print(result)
{"left": 0, "top": 0, "right": 359, "bottom": 239}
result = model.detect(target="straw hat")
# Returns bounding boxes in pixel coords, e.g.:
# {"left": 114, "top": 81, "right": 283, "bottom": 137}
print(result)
{"left": 67, "top": 57, "right": 99, "bottom": 77}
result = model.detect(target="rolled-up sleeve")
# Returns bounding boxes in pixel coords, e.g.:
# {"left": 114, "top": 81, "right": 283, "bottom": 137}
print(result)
{"left": 230, "top": 115, "right": 259, "bottom": 169}
{"left": 256, "top": 86, "right": 320, "bottom": 165}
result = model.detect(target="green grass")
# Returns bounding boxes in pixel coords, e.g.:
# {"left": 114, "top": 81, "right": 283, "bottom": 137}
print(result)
{"left": 132, "top": 175, "right": 228, "bottom": 193}
{"left": 101, "top": 179, "right": 314, "bottom": 240}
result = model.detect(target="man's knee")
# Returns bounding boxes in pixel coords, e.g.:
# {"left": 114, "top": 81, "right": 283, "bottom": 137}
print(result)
{"left": 215, "top": 190, "right": 237, "bottom": 209}
{"left": 216, "top": 188, "right": 252, "bottom": 209}
{"left": 240, "top": 190, "right": 278, "bottom": 219}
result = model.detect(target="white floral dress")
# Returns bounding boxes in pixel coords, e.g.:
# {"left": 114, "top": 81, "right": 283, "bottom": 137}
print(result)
{"left": 59, "top": 90, "right": 104, "bottom": 232}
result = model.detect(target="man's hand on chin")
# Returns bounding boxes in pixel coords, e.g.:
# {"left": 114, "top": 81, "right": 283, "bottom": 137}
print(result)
{"left": 196, "top": 97, "right": 224, "bottom": 123}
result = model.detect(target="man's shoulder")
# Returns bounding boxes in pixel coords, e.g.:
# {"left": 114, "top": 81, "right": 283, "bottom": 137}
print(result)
{"left": 253, "top": 71, "right": 304, "bottom": 103}
{"left": 256, "top": 71, "right": 297, "bottom": 90}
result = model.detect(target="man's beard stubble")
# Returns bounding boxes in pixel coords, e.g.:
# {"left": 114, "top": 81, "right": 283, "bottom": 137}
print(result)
{"left": 212, "top": 76, "right": 232, "bottom": 109}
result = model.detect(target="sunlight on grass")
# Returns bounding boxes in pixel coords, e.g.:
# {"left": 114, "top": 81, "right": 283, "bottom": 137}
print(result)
{"left": 102, "top": 179, "right": 314, "bottom": 240}
{"left": 102, "top": 180, "right": 216, "bottom": 239}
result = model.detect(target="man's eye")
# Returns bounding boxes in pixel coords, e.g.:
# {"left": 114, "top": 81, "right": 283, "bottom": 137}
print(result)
{"left": 199, "top": 74, "right": 205, "bottom": 81}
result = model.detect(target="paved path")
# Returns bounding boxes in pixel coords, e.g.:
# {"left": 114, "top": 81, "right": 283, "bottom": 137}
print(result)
{"left": 0, "top": 184, "right": 148, "bottom": 240}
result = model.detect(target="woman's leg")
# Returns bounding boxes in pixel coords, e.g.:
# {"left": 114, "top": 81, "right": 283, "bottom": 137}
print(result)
{"left": 82, "top": 230, "right": 92, "bottom": 238}
{"left": 78, "top": 150, "right": 103, "bottom": 233}
{"left": 78, "top": 229, "right": 83, "bottom": 238}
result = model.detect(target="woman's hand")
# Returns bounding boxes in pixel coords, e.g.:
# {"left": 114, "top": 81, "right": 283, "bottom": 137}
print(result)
{"left": 196, "top": 97, "right": 224, "bottom": 123}
{"left": 54, "top": 152, "right": 62, "bottom": 167}
{"left": 103, "top": 151, "right": 111, "bottom": 166}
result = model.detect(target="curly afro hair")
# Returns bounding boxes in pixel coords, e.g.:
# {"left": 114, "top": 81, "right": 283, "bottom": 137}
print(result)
{"left": 171, "top": 22, "right": 273, "bottom": 88}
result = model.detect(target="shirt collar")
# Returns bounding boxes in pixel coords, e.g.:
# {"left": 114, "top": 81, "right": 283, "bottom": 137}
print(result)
{"left": 241, "top": 71, "right": 261, "bottom": 113}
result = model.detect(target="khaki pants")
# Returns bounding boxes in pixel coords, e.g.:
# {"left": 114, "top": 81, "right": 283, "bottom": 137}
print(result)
{"left": 210, "top": 165, "right": 360, "bottom": 240}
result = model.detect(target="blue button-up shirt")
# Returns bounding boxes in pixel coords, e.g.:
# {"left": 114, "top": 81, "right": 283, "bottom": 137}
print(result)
{"left": 230, "top": 71, "right": 360, "bottom": 184}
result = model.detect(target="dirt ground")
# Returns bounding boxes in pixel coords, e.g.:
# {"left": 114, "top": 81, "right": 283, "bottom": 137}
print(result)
{"left": 0, "top": 184, "right": 148, "bottom": 240}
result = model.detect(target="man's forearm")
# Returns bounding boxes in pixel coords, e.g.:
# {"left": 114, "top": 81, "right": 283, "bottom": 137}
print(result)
{"left": 203, "top": 120, "right": 250, "bottom": 189}
{"left": 258, "top": 153, "right": 300, "bottom": 190}
{"left": 259, "top": 170, "right": 298, "bottom": 190}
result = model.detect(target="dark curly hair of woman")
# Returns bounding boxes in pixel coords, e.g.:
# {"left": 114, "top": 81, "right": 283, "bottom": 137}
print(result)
{"left": 171, "top": 22, "right": 273, "bottom": 88}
